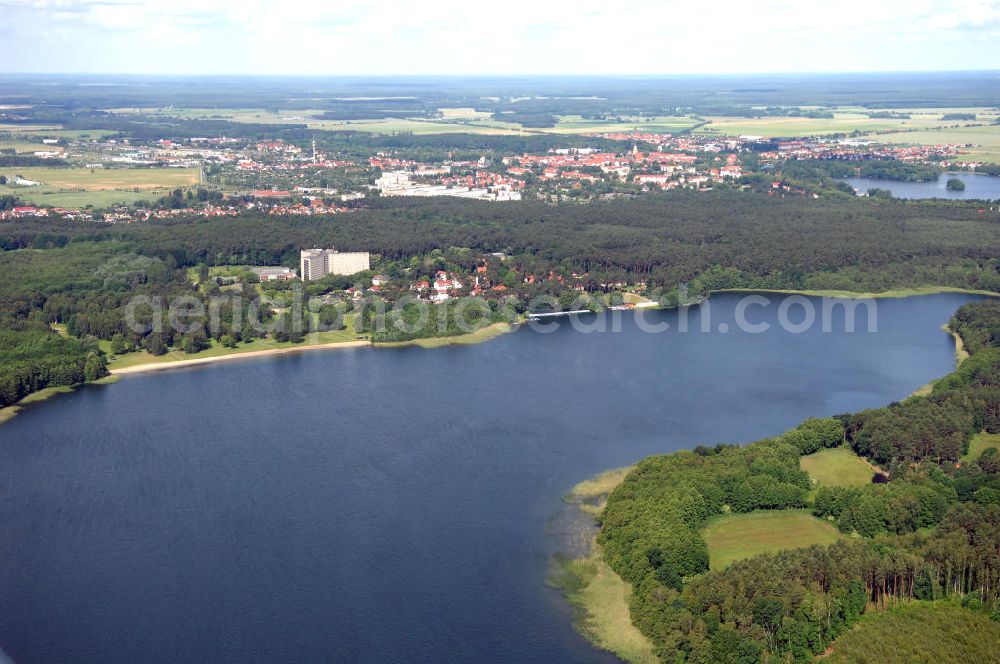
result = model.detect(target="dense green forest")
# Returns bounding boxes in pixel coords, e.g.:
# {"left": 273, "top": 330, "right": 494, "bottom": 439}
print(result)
{"left": 4, "top": 192, "right": 1000, "bottom": 294}
{"left": 824, "top": 602, "right": 1000, "bottom": 663}
{"left": 781, "top": 159, "right": 943, "bottom": 183}
{"left": 596, "top": 299, "right": 1000, "bottom": 663}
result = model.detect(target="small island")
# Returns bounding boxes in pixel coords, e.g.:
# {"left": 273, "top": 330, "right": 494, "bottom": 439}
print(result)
{"left": 946, "top": 177, "right": 966, "bottom": 191}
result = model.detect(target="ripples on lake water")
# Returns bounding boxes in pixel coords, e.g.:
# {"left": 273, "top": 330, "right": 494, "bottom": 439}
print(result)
{"left": 0, "top": 293, "right": 984, "bottom": 663}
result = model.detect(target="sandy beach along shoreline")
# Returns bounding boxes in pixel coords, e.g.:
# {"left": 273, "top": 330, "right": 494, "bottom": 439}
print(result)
{"left": 110, "top": 340, "right": 371, "bottom": 375}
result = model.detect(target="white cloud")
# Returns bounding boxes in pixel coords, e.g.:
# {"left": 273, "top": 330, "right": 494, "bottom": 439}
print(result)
{"left": 2, "top": 0, "right": 1000, "bottom": 73}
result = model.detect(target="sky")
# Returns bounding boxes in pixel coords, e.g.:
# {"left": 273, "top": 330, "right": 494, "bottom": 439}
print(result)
{"left": 2, "top": 0, "right": 1000, "bottom": 75}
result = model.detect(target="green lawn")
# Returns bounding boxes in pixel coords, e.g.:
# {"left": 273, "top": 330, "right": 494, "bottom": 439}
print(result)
{"left": 701, "top": 510, "right": 843, "bottom": 570}
{"left": 800, "top": 447, "right": 874, "bottom": 487}
{"left": 963, "top": 431, "right": 1000, "bottom": 463}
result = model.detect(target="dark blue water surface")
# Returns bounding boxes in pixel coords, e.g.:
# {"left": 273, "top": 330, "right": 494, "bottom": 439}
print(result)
{"left": 0, "top": 293, "right": 984, "bottom": 663}
{"left": 843, "top": 171, "right": 1000, "bottom": 200}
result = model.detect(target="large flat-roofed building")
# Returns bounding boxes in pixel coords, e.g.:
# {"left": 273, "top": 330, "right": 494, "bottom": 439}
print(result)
{"left": 300, "top": 248, "right": 370, "bottom": 280}
{"left": 252, "top": 266, "right": 296, "bottom": 282}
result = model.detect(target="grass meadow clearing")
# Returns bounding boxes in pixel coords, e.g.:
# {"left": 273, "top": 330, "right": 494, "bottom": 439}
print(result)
{"left": 963, "top": 431, "right": 1000, "bottom": 463}
{"left": 800, "top": 447, "right": 875, "bottom": 487}
{"left": 701, "top": 509, "right": 843, "bottom": 570}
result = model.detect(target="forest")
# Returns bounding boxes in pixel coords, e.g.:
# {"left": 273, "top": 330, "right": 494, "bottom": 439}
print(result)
{"left": 596, "top": 299, "right": 1000, "bottom": 663}
{"left": 780, "top": 159, "right": 943, "bottom": 183}
{"left": 4, "top": 192, "right": 1000, "bottom": 294}
{"left": 1, "top": 191, "right": 1000, "bottom": 407}
{"left": 3, "top": 72, "right": 998, "bottom": 118}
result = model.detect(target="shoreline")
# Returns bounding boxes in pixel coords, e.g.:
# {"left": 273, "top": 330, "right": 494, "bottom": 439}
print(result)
{"left": 710, "top": 285, "right": 1000, "bottom": 300}
{"left": 0, "top": 375, "right": 120, "bottom": 425}
{"left": 110, "top": 339, "right": 371, "bottom": 375}
{"left": 554, "top": 290, "right": 989, "bottom": 661}
{"left": 110, "top": 322, "right": 519, "bottom": 375}
{"left": 908, "top": 324, "right": 968, "bottom": 398}
{"left": 87, "top": 286, "right": 1000, "bottom": 375}
{"left": 7, "top": 285, "right": 994, "bottom": 418}
{"left": 552, "top": 467, "right": 657, "bottom": 664}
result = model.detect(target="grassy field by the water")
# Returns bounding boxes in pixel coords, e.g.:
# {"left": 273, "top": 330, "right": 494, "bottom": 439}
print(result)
{"left": 551, "top": 546, "right": 658, "bottom": 664}
{"left": 553, "top": 466, "right": 657, "bottom": 664}
{"left": 800, "top": 447, "right": 874, "bottom": 487}
{"left": 701, "top": 510, "right": 843, "bottom": 570}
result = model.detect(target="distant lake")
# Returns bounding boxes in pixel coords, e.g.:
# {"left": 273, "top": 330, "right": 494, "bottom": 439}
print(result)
{"left": 0, "top": 293, "right": 985, "bottom": 664}
{"left": 843, "top": 171, "right": 1000, "bottom": 200}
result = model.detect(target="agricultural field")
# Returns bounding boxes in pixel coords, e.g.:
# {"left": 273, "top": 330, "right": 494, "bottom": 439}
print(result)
{"left": 103, "top": 107, "right": 703, "bottom": 136}
{"left": 691, "top": 105, "right": 1000, "bottom": 163}
{"left": 103, "top": 107, "right": 532, "bottom": 135}
{"left": 864, "top": 123, "right": 1000, "bottom": 164}
{"left": 540, "top": 115, "right": 701, "bottom": 135}
{"left": 700, "top": 509, "right": 843, "bottom": 570}
{"left": 437, "top": 107, "right": 493, "bottom": 120}
{"left": 0, "top": 139, "right": 63, "bottom": 154}
{"left": 800, "top": 446, "right": 874, "bottom": 487}
{"left": 0, "top": 166, "right": 200, "bottom": 207}
{"left": 696, "top": 113, "right": 948, "bottom": 138}
{"left": 0, "top": 123, "right": 62, "bottom": 133}
{"left": 331, "top": 117, "right": 528, "bottom": 135}
{"left": 0, "top": 124, "right": 116, "bottom": 141}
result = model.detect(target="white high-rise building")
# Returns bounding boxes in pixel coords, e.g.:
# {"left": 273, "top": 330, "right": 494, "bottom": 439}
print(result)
{"left": 300, "top": 248, "right": 370, "bottom": 280}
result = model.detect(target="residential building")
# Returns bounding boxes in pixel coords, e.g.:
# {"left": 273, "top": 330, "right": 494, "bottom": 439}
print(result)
{"left": 300, "top": 248, "right": 371, "bottom": 280}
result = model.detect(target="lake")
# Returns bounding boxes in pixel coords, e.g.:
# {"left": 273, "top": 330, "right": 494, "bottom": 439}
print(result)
{"left": 0, "top": 292, "right": 984, "bottom": 663}
{"left": 843, "top": 171, "right": 1000, "bottom": 200}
